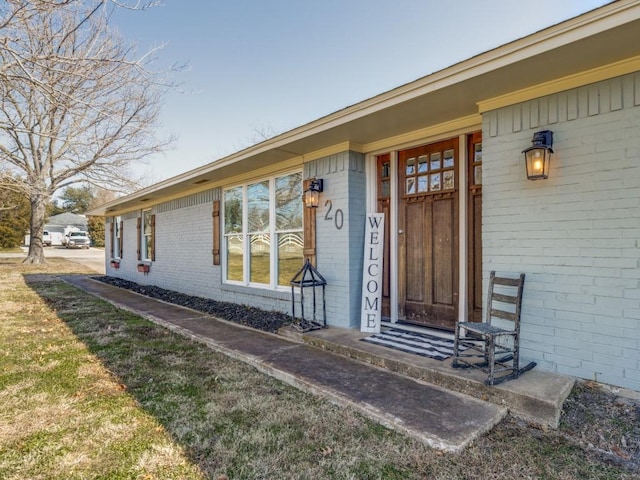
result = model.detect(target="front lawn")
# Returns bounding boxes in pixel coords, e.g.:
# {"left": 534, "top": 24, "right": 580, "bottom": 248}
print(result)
{"left": 0, "top": 258, "right": 634, "bottom": 479}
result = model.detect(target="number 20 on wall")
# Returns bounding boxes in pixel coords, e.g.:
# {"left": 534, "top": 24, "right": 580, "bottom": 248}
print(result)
{"left": 323, "top": 200, "right": 343, "bottom": 230}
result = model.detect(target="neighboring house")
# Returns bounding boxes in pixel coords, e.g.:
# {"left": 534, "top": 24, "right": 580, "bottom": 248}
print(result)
{"left": 46, "top": 213, "right": 88, "bottom": 246}
{"left": 25, "top": 212, "right": 88, "bottom": 246}
{"left": 89, "top": 1, "right": 640, "bottom": 392}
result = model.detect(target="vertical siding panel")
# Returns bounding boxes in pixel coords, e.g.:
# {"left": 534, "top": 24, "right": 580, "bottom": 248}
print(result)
{"left": 588, "top": 85, "right": 600, "bottom": 116}
{"left": 512, "top": 104, "right": 522, "bottom": 132}
{"left": 529, "top": 100, "right": 539, "bottom": 128}
{"left": 548, "top": 95, "right": 558, "bottom": 124}
{"left": 635, "top": 71, "right": 640, "bottom": 106}
{"left": 578, "top": 87, "right": 589, "bottom": 118}
{"left": 489, "top": 111, "right": 498, "bottom": 137}
{"left": 558, "top": 92, "right": 568, "bottom": 123}
{"left": 539, "top": 97, "right": 549, "bottom": 125}
{"left": 622, "top": 73, "right": 634, "bottom": 109}
{"left": 610, "top": 77, "right": 623, "bottom": 111}
{"left": 498, "top": 108, "right": 511, "bottom": 135}
{"left": 521, "top": 102, "right": 531, "bottom": 130}
{"left": 599, "top": 81, "right": 611, "bottom": 114}
{"left": 567, "top": 89, "right": 578, "bottom": 120}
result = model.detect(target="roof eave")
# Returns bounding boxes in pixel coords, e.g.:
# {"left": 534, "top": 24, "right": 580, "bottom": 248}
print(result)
{"left": 89, "top": 0, "right": 640, "bottom": 217}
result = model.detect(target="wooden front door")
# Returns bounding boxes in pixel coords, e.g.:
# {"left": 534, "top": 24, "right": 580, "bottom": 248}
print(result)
{"left": 398, "top": 138, "right": 459, "bottom": 329}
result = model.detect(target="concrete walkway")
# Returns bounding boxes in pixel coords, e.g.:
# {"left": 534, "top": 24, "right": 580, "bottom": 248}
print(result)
{"left": 62, "top": 275, "right": 507, "bottom": 453}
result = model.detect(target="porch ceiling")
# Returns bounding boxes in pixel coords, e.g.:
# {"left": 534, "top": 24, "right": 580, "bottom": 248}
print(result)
{"left": 91, "top": 4, "right": 640, "bottom": 216}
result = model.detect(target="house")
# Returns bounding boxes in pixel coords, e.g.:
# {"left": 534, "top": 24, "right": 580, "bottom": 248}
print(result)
{"left": 46, "top": 212, "right": 88, "bottom": 246}
{"left": 89, "top": 1, "right": 640, "bottom": 392}
{"left": 24, "top": 212, "right": 88, "bottom": 246}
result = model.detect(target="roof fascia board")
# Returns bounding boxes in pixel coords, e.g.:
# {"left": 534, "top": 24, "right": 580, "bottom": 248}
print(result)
{"left": 91, "top": 142, "right": 363, "bottom": 216}
{"left": 94, "top": 158, "right": 301, "bottom": 216}
{"left": 478, "top": 54, "right": 640, "bottom": 113}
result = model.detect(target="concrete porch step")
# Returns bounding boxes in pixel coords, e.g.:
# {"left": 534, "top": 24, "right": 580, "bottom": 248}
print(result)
{"left": 280, "top": 325, "right": 575, "bottom": 428}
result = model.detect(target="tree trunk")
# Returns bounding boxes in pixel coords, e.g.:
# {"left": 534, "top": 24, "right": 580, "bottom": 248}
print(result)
{"left": 24, "top": 194, "right": 49, "bottom": 264}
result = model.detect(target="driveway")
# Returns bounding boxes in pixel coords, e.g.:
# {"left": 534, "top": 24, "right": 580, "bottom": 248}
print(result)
{"left": 5, "top": 246, "right": 106, "bottom": 274}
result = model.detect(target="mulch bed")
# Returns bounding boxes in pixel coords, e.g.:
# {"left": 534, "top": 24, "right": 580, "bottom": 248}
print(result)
{"left": 93, "top": 276, "right": 292, "bottom": 333}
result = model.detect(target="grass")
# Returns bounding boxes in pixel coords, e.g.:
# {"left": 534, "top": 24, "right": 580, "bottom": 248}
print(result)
{"left": 0, "top": 257, "right": 635, "bottom": 479}
{"left": 0, "top": 246, "right": 23, "bottom": 253}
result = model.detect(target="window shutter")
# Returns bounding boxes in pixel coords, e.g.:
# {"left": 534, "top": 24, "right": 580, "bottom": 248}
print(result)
{"left": 109, "top": 221, "right": 114, "bottom": 258}
{"left": 150, "top": 214, "right": 156, "bottom": 261}
{"left": 303, "top": 179, "right": 317, "bottom": 265}
{"left": 212, "top": 200, "right": 220, "bottom": 265}
{"left": 136, "top": 217, "right": 141, "bottom": 261}
{"left": 119, "top": 220, "right": 124, "bottom": 258}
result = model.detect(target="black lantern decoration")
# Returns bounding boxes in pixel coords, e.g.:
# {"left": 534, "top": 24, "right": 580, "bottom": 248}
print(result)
{"left": 303, "top": 178, "right": 323, "bottom": 208}
{"left": 290, "top": 259, "right": 327, "bottom": 331}
{"left": 522, "top": 130, "right": 553, "bottom": 180}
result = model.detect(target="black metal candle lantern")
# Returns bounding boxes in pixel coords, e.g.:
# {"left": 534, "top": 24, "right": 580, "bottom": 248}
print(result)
{"left": 290, "top": 259, "right": 327, "bottom": 331}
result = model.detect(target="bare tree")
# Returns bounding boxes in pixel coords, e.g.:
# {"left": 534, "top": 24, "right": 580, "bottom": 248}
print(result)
{"left": 0, "top": 0, "right": 174, "bottom": 263}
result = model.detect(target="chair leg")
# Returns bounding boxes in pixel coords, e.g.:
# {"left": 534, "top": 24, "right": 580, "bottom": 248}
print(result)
{"left": 512, "top": 333, "right": 520, "bottom": 378}
{"left": 486, "top": 336, "right": 496, "bottom": 386}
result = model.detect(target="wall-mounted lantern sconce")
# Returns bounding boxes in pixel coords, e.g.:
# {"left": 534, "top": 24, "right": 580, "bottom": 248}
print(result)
{"left": 304, "top": 178, "right": 324, "bottom": 208}
{"left": 523, "top": 130, "right": 553, "bottom": 180}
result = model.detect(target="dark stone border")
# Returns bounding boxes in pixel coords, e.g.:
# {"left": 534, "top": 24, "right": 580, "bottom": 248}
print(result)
{"left": 93, "top": 276, "right": 292, "bottom": 333}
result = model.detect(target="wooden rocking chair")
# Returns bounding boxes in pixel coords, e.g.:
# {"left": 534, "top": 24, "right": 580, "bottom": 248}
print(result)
{"left": 452, "top": 271, "right": 536, "bottom": 385}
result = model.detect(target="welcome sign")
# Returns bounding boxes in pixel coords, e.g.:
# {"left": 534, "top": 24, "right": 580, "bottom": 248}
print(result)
{"left": 360, "top": 213, "right": 385, "bottom": 333}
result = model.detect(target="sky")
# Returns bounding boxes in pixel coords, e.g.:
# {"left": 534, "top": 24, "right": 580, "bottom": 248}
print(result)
{"left": 110, "top": 0, "right": 612, "bottom": 183}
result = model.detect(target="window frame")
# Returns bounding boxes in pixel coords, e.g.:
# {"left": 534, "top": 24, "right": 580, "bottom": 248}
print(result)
{"left": 141, "top": 209, "right": 153, "bottom": 261}
{"left": 113, "top": 215, "right": 122, "bottom": 259}
{"left": 222, "top": 170, "right": 303, "bottom": 290}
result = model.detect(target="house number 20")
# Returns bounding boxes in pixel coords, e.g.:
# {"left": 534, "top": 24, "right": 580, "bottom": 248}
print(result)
{"left": 324, "top": 200, "right": 343, "bottom": 230}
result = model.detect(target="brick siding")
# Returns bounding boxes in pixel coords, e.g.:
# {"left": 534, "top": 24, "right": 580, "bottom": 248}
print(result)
{"left": 483, "top": 72, "right": 640, "bottom": 390}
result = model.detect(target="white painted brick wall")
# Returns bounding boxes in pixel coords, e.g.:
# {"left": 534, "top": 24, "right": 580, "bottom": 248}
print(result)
{"left": 106, "top": 190, "right": 294, "bottom": 316}
{"left": 483, "top": 72, "right": 640, "bottom": 390}
{"left": 105, "top": 212, "right": 142, "bottom": 281}
{"left": 306, "top": 151, "right": 366, "bottom": 328}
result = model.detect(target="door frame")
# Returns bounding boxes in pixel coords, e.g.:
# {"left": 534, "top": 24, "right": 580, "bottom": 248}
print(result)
{"left": 367, "top": 133, "right": 475, "bottom": 328}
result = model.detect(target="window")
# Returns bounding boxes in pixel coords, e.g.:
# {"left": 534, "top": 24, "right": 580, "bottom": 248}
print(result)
{"left": 113, "top": 216, "right": 122, "bottom": 258}
{"left": 402, "top": 143, "right": 456, "bottom": 196}
{"left": 223, "top": 171, "right": 303, "bottom": 288}
{"left": 141, "top": 209, "right": 153, "bottom": 261}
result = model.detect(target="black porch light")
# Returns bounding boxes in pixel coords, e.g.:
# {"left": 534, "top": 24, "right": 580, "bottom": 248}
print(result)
{"left": 523, "top": 130, "right": 553, "bottom": 180}
{"left": 303, "top": 178, "right": 323, "bottom": 208}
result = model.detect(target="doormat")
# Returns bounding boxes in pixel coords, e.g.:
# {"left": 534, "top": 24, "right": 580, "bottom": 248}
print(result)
{"left": 360, "top": 328, "right": 462, "bottom": 361}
